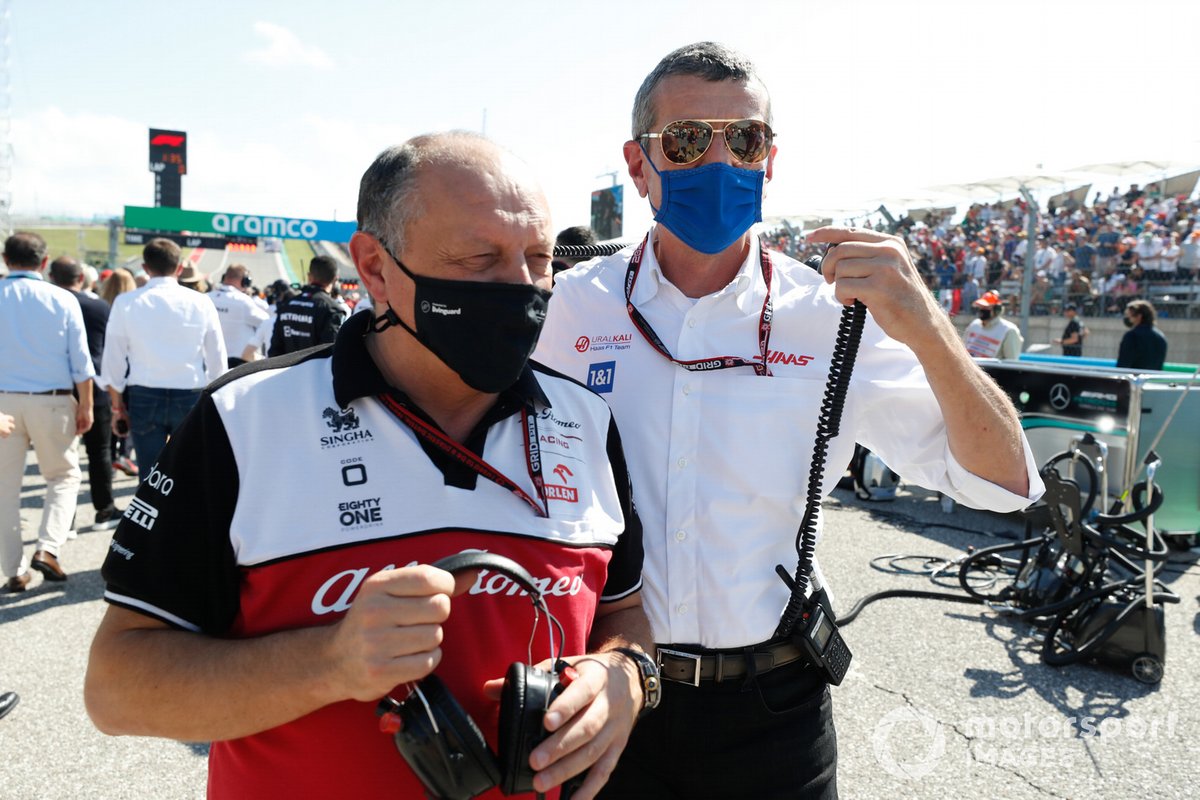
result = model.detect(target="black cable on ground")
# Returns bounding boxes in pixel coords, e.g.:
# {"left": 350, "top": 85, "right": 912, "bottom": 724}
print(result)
{"left": 839, "top": 588, "right": 984, "bottom": 626}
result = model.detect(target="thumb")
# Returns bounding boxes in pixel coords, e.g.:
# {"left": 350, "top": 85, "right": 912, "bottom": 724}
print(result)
{"left": 481, "top": 677, "right": 505, "bottom": 701}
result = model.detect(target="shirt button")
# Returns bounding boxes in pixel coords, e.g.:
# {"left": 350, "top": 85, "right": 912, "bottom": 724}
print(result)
{"left": 687, "top": 319, "right": 697, "bottom": 328}
{"left": 677, "top": 604, "right": 688, "bottom": 615}
{"left": 677, "top": 457, "right": 688, "bottom": 469}
{"left": 682, "top": 384, "right": 691, "bottom": 396}
{"left": 674, "top": 529, "right": 687, "bottom": 541}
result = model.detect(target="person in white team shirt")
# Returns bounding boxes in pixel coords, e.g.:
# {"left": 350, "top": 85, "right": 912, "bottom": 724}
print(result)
{"left": 208, "top": 264, "right": 269, "bottom": 368}
{"left": 534, "top": 41, "right": 1043, "bottom": 799}
{"left": 962, "top": 290, "right": 1023, "bottom": 360}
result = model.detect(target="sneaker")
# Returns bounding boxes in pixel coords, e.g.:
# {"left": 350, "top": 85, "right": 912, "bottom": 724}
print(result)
{"left": 92, "top": 506, "right": 123, "bottom": 531}
{"left": 113, "top": 457, "right": 139, "bottom": 477}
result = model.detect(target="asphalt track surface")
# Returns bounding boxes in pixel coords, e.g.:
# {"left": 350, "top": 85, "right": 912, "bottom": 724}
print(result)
{"left": 3, "top": 447, "right": 1199, "bottom": 798}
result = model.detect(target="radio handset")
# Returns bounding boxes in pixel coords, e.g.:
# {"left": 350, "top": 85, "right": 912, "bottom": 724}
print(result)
{"left": 774, "top": 248, "right": 866, "bottom": 686}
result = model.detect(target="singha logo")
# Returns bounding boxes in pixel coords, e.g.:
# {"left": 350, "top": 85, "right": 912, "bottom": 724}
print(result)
{"left": 323, "top": 406, "right": 360, "bottom": 433}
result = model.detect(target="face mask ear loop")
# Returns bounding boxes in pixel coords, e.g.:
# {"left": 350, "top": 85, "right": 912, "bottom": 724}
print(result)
{"left": 639, "top": 141, "right": 665, "bottom": 218}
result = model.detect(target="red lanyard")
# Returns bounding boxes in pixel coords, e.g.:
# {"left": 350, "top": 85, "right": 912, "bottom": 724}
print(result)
{"left": 376, "top": 393, "right": 549, "bottom": 518}
{"left": 624, "top": 234, "right": 775, "bottom": 376}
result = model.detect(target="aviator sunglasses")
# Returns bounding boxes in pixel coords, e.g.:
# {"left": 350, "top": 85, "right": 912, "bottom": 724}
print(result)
{"left": 638, "top": 118, "right": 775, "bottom": 165}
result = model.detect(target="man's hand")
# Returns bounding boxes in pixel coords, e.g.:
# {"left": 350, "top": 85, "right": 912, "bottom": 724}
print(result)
{"left": 325, "top": 565, "right": 473, "bottom": 703}
{"left": 75, "top": 402, "right": 94, "bottom": 435}
{"left": 808, "top": 226, "right": 945, "bottom": 349}
{"left": 482, "top": 651, "right": 640, "bottom": 800}
{"left": 0, "top": 412, "right": 14, "bottom": 438}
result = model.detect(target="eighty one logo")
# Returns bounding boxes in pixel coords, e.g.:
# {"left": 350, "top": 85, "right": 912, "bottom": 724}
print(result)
{"left": 871, "top": 705, "right": 946, "bottom": 780}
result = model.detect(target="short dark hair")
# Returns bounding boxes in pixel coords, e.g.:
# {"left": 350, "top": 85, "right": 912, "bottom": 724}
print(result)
{"left": 555, "top": 226, "right": 597, "bottom": 248}
{"left": 309, "top": 255, "right": 339, "bottom": 286}
{"left": 632, "top": 42, "right": 771, "bottom": 139}
{"left": 3, "top": 232, "right": 48, "bottom": 269}
{"left": 48, "top": 256, "right": 84, "bottom": 287}
{"left": 143, "top": 238, "right": 182, "bottom": 275}
{"left": 1126, "top": 299, "right": 1156, "bottom": 325}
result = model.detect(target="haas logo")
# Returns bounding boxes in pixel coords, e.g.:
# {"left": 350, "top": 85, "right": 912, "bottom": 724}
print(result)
{"left": 323, "top": 406, "right": 360, "bottom": 432}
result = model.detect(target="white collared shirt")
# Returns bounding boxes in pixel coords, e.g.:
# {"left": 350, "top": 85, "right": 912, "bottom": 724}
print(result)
{"left": 535, "top": 227, "right": 1043, "bottom": 648}
{"left": 209, "top": 284, "right": 270, "bottom": 358}
{"left": 101, "top": 276, "right": 227, "bottom": 391}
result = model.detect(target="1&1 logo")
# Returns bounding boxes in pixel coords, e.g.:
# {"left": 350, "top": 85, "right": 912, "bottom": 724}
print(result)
{"left": 587, "top": 361, "right": 616, "bottom": 394}
{"left": 871, "top": 705, "right": 946, "bottom": 779}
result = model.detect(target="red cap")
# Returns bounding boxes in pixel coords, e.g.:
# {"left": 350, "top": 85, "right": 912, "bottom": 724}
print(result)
{"left": 973, "top": 290, "right": 1003, "bottom": 308}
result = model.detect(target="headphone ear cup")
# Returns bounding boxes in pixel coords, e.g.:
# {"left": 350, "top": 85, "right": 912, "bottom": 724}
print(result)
{"left": 393, "top": 675, "right": 501, "bottom": 800}
{"left": 498, "top": 662, "right": 559, "bottom": 795}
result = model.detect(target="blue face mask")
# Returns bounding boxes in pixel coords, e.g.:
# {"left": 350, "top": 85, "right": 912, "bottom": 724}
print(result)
{"left": 643, "top": 144, "right": 765, "bottom": 255}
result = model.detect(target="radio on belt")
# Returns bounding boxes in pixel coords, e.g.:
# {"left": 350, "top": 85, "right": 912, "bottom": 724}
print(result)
{"left": 793, "top": 586, "right": 853, "bottom": 686}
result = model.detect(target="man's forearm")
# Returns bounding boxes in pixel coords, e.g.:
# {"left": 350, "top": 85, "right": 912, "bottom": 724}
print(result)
{"left": 86, "top": 611, "right": 342, "bottom": 741}
{"left": 588, "top": 604, "right": 655, "bottom": 656}
{"left": 910, "top": 319, "right": 1030, "bottom": 496}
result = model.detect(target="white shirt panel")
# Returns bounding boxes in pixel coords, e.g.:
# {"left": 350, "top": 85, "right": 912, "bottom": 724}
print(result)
{"left": 209, "top": 285, "right": 270, "bottom": 357}
{"left": 535, "top": 228, "right": 1043, "bottom": 648}
{"left": 102, "top": 276, "right": 228, "bottom": 391}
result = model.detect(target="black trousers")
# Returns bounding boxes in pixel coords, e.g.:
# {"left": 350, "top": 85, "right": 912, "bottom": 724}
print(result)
{"left": 599, "top": 660, "right": 837, "bottom": 799}
{"left": 80, "top": 390, "right": 114, "bottom": 511}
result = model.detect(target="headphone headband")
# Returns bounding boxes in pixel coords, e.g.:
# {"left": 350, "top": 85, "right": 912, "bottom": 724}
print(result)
{"left": 431, "top": 552, "right": 545, "bottom": 608}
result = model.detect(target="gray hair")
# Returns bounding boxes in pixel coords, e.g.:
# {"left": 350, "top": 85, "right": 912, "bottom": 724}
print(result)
{"left": 356, "top": 131, "right": 498, "bottom": 252}
{"left": 631, "top": 41, "right": 772, "bottom": 139}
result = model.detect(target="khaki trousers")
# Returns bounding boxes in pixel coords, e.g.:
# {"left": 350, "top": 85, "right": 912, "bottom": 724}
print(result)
{"left": 0, "top": 393, "right": 81, "bottom": 578}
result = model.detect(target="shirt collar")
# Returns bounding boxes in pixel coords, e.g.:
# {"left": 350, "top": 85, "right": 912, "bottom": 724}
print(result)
{"left": 145, "top": 276, "right": 179, "bottom": 287}
{"left": 4, "top": 269, "right": 43, "bottom": 280}
{"left": 331, "top": 308, "right": 549, "bottom": 412}
{"left": 632, "top": 225, "right": 763, "bottom": 310}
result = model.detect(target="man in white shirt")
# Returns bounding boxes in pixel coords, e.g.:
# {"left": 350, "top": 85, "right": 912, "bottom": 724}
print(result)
{"left": 534, "top": 41, "right": 1043, "bottom": 798}
{"left": 101, "top": 238, "right": 226, "bottom": 475}
{"left": 209, "top": 264, "right": 269, "bottom": 368}
{"left": 1134, "top": 228, "right": 1164, "bottom": 279}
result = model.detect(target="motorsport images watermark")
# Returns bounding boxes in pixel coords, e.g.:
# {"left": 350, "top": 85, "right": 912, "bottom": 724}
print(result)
{"left": 870, "top": 705, "right": 1181, "bottom": 779}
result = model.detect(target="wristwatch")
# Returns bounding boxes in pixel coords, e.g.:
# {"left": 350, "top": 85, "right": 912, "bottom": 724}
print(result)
{"left": 614, "top": 647, "right": 661, "bottom": 720}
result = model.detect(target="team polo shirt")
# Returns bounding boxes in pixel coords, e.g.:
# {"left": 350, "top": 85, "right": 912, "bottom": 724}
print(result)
{"left": 101, "top": 310, "right": 643, "bottom": 798}
{"left": 534, "top": 227, "right": 1042, "bottom": 649}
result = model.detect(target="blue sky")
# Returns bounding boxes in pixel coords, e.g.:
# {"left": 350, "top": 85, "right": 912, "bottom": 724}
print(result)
{"left": 10, "top": 0, "right": 1200, "bottom": 235}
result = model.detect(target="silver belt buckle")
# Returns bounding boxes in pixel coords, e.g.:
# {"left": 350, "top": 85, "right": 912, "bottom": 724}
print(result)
{"left": 657, "top": 648, "right": 702, "bottom": 687}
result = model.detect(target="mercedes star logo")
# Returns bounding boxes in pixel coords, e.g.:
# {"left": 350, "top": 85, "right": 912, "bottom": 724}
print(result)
{"left": 1049, "top": 383, "right": 1072, "bottom": 411}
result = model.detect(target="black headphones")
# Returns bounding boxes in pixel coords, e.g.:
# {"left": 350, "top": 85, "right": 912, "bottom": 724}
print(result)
{"left": 376, "top": 552, "right": 578, "bottom": 800}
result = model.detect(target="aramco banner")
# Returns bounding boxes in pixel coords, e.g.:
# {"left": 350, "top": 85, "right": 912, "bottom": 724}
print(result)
{"left": 124, "top": 205, "right": 357, "bottom": 242}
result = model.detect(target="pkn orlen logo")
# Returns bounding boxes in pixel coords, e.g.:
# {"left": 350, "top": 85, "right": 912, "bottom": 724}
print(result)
{"left": 545, "top": 464, "right": 579, "bottom": 503}
{"left": 320, "top": 406, "right": 374, "bottom": 450}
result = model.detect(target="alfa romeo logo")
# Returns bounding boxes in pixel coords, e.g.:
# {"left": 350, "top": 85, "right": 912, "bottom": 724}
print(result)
{"left": 1049, "top": 383, "right": 1072, "bottom": 411}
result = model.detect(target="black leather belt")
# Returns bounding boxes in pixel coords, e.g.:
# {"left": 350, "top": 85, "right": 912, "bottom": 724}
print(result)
{"left": 656, "top": 640, "right": 807, "bottom": 686}
{"left": 0, "top": 388, "right": 72, "bottom": 396}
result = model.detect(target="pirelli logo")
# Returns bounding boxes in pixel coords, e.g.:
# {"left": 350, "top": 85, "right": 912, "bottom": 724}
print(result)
{"left": 124, "top": 497, "right": 160, "bottom": 531}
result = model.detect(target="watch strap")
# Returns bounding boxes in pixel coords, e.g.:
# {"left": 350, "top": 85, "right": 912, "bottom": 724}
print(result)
{"left": 613, "top": 647, "right": 661, "bottom": 720}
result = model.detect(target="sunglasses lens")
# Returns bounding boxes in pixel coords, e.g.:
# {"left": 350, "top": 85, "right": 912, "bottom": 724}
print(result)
{"left": 661, "top": 121, "right": 713, "bottom": 165}
{"left": 725, "top": 120, "right": 771, "bottom": 163}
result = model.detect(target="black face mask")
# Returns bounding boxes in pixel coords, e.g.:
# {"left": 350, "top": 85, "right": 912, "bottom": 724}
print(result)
{"left": 372, "top": 251, "right": 551, "bottom": 393}
{"left": 1123, "top": 316, "right": 1136, "bottom": 328}
{"left": 977, "top": 308, "right": 993, "bottom": 321}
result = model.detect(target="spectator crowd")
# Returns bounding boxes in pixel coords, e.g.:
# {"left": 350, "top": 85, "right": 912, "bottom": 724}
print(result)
{"left": 761, "top": 182, "right": 1200, "bottom": 320}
